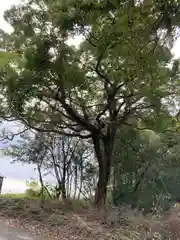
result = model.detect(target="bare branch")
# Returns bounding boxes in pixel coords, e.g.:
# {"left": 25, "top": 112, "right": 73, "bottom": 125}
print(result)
{"left": 0, "top": 127, "right": 29, "bottom": 141}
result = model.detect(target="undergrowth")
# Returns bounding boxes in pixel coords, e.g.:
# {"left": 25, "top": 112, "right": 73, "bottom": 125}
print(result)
{"left": 0, "top": 197, "right": 180, "bottom": 239}
{"left": 0, "top": 193, "right": 39, "bottom": 199}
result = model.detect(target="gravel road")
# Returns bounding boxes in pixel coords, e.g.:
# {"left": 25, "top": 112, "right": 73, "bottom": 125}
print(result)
{"left": 0, "top": 218, "right": 46, "bottom": 240}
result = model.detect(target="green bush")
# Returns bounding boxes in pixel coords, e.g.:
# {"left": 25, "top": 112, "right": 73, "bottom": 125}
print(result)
{"left": 25, "top": 181, "right": 55, "bottom": 200}
{"left": 0, "top": 193, "right": 28, "bottom": 199}
{"left": 25, "top": 188, "right": 40, "bottom": 198}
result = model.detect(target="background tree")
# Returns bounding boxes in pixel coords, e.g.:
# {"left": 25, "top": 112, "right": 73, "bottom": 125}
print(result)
{"left": 5, "top": 130, "right": 95, "bottom": 200}
{"left": 110, "top": 126, "right": 180, "bottom": 213}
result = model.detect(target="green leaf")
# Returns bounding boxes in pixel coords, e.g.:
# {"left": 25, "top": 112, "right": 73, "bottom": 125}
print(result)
{"left": 0, "top": 51, "right": 19, "bottom": 69}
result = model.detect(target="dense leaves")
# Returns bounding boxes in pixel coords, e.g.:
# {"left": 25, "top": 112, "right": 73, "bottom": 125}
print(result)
{"left": 111, "top": 128, "right": 180, "bottom": 213}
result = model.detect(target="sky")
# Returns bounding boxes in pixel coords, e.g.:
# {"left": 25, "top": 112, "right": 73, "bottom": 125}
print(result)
{"left": 0, "top": 0, "right": 180, "bottom": 191}
{"left": 0, "top": 0, "right": 19, "bottom": 33}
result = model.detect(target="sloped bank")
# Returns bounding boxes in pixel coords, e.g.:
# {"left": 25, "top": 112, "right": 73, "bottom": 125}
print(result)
{"left": 0, "top": 198, "right": 179, "bottom": 239}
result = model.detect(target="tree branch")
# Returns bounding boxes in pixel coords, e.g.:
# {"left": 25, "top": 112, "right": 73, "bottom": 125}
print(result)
{"left": 18, "top": 115, "right": 92, "bottom": 139}
{"left": 95, "top": 45, "right": 112, "bottom": 86}
{"left": 0, "top": 127, "right": 29, "bottom": 141}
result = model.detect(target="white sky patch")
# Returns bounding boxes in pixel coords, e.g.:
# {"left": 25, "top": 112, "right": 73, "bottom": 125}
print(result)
{"left": 0, "top": 0, "right": 20, "bottom": 33}
{"left": 172, "top": 38, "right": 180, "bottom": 59}
{"left": 1, "top": 177, "right": 27, "bottom": 193}
{"left": 66, "top": 35, "right": 84, "bottom": 48}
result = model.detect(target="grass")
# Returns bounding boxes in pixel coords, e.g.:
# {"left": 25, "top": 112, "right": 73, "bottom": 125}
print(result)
{"left": 0, "top": 193, "right": 39, "bottom": 199}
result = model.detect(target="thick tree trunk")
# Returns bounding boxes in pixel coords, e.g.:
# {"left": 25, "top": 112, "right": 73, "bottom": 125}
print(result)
{"left": 93, "top": 136, "right": 114, "bottom": 207}
{"left": 94, "top": 159, "right": 110, "bottom": 206}
{"left": 61, "top": 182, "right": 66, "bottom": 200}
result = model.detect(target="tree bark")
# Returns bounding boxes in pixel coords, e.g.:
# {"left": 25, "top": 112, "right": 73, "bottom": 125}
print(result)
{"left": 52, "top": 157, "right": 62, "bottom": 199}
{"left": 93, "top": 136, "right": 114, "bottom": 207}
{"left": 37, "top": 164, "right": 44, "bottom": 199}
{"left": 58, "top": 138, "right": 67, "bottom": 200}
{"left": 73, "top": 165, "right": 78, "bottom": 199}
{"left": 61, "top": 158, "right": 67, "bottom": 200}
{"left": 78, "top": 158, "right": 83, "bottom": 200}
{"left": 61, "top": 182, "right": 66, "bottom": 200}
{"left": 94, "top": 159, "right": 110, "bottom": 206}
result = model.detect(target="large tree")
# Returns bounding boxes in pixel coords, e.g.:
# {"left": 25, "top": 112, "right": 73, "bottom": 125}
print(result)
{"left": 0, "top": 0, "right": 180, "bottom": 206}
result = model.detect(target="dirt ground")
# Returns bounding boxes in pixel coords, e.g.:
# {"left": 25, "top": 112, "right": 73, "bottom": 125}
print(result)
{"left": 0, "top": 198, "right": 140, "bottom": 239}
{"left": 0, "top": 217, "right": 46, "bottom": 240}
{"left": 0, "top": 198, "right": 180, "bottom": 240}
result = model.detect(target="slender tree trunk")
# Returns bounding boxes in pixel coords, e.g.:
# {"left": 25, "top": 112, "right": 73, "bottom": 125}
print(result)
{"left": 112, "top": 165, "right": 116, "bottom": 204}
{"left": 37, "top": 165, "right": 51, "bottom": 200}
{"left": 66, "top": 169, "right": 70, "bottom": 197}
{"left": 37, "top": 164, "right": 44, "bottom": 198}
{"left": 78, "top": 158, "right": 83, "bottom": 200}
{"left": 61, "top": 158, "right": 67, "bottom": 200}
{"left": 73, "top": 165, "right": 78, "bottom": 199}
{"left": 69, "top": 172, "right": 73, "bottom": 197}
{"left": 52, "top": 157, "right": 62, "bottom": 199}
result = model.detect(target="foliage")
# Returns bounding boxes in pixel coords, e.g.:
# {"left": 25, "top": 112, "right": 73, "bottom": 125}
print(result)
{"left": 0, "top": 193, "right": 33, "bottom": 199}
{"left": 111, "top": 127, "right": 180, "bottom": 213}
{"left": 25, "top": 180, "right": 41, "bottom": 198}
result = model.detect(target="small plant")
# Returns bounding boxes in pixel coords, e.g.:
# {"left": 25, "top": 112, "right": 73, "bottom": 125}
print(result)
{"left": 25, "top": 180, "right": 41, "bottom": 198}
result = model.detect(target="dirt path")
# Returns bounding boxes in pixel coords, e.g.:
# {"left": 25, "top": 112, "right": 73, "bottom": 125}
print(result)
{"left": 0, "top": 218, "right": 46, "bottom": 240}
